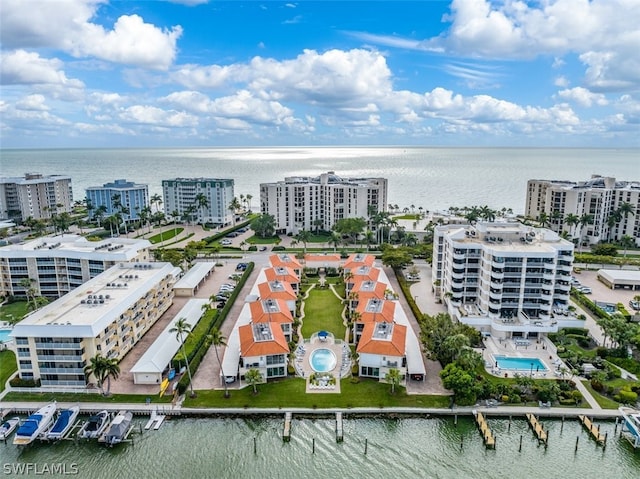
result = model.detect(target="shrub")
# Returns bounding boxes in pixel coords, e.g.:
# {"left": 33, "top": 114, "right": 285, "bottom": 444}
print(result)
{"left": 272, "top": 245, "right": 286, "bottom": 251}
{"left": 615, "top": 389, "right": 638, "bottom": 404}
{"left": 247, "top": 245, "right": 257, "bottom": 251}
{"left": 9, "top": 377, "right": 41, "bottom": 388}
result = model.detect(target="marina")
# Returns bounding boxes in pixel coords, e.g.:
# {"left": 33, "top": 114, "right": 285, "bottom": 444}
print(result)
{"left": 1, "top": 414, "right": 638, "bottom": 479}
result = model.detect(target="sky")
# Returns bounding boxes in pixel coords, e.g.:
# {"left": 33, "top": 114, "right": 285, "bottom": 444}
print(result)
{"left": 1, "top": 0, "right": 639, "bottom": 148}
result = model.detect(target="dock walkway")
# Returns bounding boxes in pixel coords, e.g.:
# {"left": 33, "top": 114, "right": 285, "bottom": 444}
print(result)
{"left": 473, "top": 410, "right": 495, "bottom": 448}
{"left": 526, "top": 413, "right": 548, "bottom": 444}
{"left": 578, "top": 415, "right": 607, "bottom": 446}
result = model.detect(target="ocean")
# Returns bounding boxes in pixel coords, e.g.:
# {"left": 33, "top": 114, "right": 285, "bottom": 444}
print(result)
{"left": 1, "top": 147, "right": 637, "bottom": 215}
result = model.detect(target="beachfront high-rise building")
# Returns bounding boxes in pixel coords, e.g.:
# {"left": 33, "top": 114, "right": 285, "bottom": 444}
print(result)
{"left": 0, "top": 173, "right": 73, "bottom": 223}
{"left": 85, "top": 179, "right": 149, "bottom": 224}
{"left": 10, "top": 261, "right": 180, "bottom": 387}
{"left": 0, "top": 235, "right": 151, "bottom": 300}
{"left": 162, "top": 178, "right": 234, "bottom": 226}
{"left": 432, "top": 222, "right": 585, "bottom": 339}
{"left": 259, "top": 171, "right": 387, "bottom": 235}
{"left": 525, "top": 176, "right": 640, "bottom": 247}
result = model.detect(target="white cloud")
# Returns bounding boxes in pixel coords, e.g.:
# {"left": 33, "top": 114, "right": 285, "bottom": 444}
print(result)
{"left": 15, "top": 94, "right": 49, "bottom": 111}
{"left": 0, "top": 50, "right": 84, "bottom": 88}
{"left": 0, "top": 0, "right": 182, "bottom": 70}
{"left": 554, "top": 76, "right": 569, "bottom": 87}
{"left": 557, "top": 87, "right": 608, "bottom": 107}
{"left": 119, "top": 105, "right": 198, "bottom": 127}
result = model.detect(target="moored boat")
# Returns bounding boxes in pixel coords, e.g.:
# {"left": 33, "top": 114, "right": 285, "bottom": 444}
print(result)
{"left": 0, "top": 417, "right": 21, "bottom": 441}
{"left": 100, "top": 410, "right": 133, "bottom": 445}
{"left": 78, "top": 410, "right": 111, "bottom": 439}
{"left": 13, "top": 403, "right": 57, "bottom": 445}
{"left": 46, "top": 406, "right": 80, "bottom": 440}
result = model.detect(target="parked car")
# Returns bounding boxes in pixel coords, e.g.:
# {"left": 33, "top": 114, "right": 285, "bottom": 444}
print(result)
{"left": 629, "top": 300, "right": 640, "bottom": 311}
{"left": 220, "top": 239, "right": 232, "bottom": 246}
{"left": 215, "top": 294, "right": 229, "bottom": 301}
{"left": 578, "top": 286, "right": 592, "bottom": 294}
{"left": 259, "top": 246, "right": 268, "bottom": 252}
{"left": 236, "top": 263, "right": 248, "bottom": 271}
{"left": 216, "top": 301, "right": 226, "bottom": 309}
{"left": 224, "top": 376, "right": 236, "bottom": 384}
{"left": 226, "top": 232, "right": 239, "bottom": 238}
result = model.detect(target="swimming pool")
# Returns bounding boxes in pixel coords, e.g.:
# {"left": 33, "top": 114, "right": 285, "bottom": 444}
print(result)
{"left": 309, "top": 348, "right": 337, "bottom": 373}
{"left": 493, "top": 356, "right": 547, "bottom": 371}
{"left": 0, "top": 329, "right": 12, "bottom": 344}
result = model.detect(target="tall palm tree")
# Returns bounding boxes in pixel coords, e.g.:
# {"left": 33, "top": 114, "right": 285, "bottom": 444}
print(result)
{"left": 295, "top": 229, "right": 312, "bottom": 255}
{"left": 101, "top": 357, "right": 121, "bottom": 396}
{"left": 327, "top": 231, "right": 341, "bottom": 252}
{"left": 536, "top": 211, "right": 550, "bottom": 228}
{"left": 170, "top": 318, "right": 196, "bottom": 398}
{"left": 620, "top": 235, "right": 635, "bottom": 258}
{"left": 150, "top": 193, "right": 163, "bottom": 213}
{"left": 18, "top": 277, "right": 37, "bottom": 310}
{"left": 209, "top": 328, "right": 230, "bottom": 398}
{"left": 245, "top": 194, "right": 253, "bottom": 212}
{"left": 578, "top": 213, "right": 594, "bottom": 252}
{"left": 564, "top": 213, "right": 580, "bottom": 240}
{"left": 194, "top": 192, "right": 209, "bottom": 224}
{"left": 84, "top": 354, "right": 106, "bottom": 395}
{"left": 245, "top": 368, "right": 263, "bottom": 394}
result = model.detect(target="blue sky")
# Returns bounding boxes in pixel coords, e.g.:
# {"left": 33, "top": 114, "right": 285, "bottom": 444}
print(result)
{"left": 1, "top": 0, "right": 639, "bottom": 147}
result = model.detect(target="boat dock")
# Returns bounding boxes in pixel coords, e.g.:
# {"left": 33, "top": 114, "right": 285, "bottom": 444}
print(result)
{"left": 526, "top": 413, "right": 548, "bottom": 445}
{"left": 473, "top": 410, "right": 495, "bottom": 448}
{"left": 283, "top": 412, "right": 292, "bottom": 442}
{"left": 578, "top": 415, "right": 607, "bottom": 446}
{"left": 335, "top": 412, "right": 343, "bottom": 443}
{"left": 144, "top": 408, "right": 166, "bottom": 430}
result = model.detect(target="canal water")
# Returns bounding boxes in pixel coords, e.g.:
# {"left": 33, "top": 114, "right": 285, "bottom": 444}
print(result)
{"left": 1, "top": 416, "right": 639, "bottom": 478}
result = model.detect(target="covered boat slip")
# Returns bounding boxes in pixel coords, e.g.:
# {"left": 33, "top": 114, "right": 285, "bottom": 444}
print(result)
{"left": 130, "top": 299, "right": 209, "bottom": 384}
{"left": 173, "top": 262, "right": 215, "bottom": 296}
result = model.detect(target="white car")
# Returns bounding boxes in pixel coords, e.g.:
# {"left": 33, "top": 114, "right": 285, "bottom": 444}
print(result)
{"left": 578, "top": 286, "right": 592, "bottom": 294}
{"left": 220, "top": 239, "right": 233, "bottom": 246}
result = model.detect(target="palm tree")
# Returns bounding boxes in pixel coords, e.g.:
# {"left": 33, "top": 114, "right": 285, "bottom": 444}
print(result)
{"left": 228, "top": 197, "right": 242, "bottom": 225}
{"left": 327, "top": 231, "right": 341, "bottom": 252}
{"left": 536, "top": 211, "right": 550, "bottom": 228}
{"left": 617, "top": 201, "right": 635, "bottom": 228}
{"left": 564, "top": 213, "right": 580, "bottom": 240}
{"left": 18, "top": 278, "right": 37, "bottom": 310}
{"left": 209, "top": 328, "right": 230, "bottom": 398}
{"left": 101, "top": 357, "right": 120, "bottom": 396}
{"left": 295, "top": 229, "right": 312, "bottom": 255}
{"left": 385, "top": 368, "right": 401, "bottom": 394}
{"left": 245, "top": 368, "right": 263, "bottom": 394}
{"left": 170, "top": 318, "right": 196, "bottom": 398}
{"left": 620, "top": 235, "right": 635, "bottom": 259}
{"left": 84, "top": 354, "right": 107, "bottom": 395}
{"left": 578, "top": 213, "right": 594, "bottom": 251}
{"left": 245, "top": 194, "right": 253, "bottom": 212}
{"left": 194, "top": 192, "right": 209, "bottom": 224}
{"left": 94, "top": 205, "right": 107, "bottom": 227}
{"left": 150, "top": 193, "right": 163, "bottom": 213}
{"left": 606, "top": 212, "right": 620, "bottom": 241}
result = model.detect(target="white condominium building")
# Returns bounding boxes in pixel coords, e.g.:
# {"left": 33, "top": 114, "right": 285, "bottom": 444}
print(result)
{"left": 0, "top": 173, "right": 73, "bottom": 222}
{"left": 0, "top": 235, "right": 151, "bottom": 299}
{"left": 432, "top": 222, "right": 584, "bottom": 339}
{"left": 525, "top": 175, "right": 640, "bottom": 246}
{"left": 162, "top": 178, "right": 234, "bottom": 226}
{"left": 85, "top": 179, "right": 149, "bottom": 224}
{"left": 260, "top": 171, "right": 387, "bottom": 235}
{"left": 10, "top": 262, "right": 180, "bottom": 387}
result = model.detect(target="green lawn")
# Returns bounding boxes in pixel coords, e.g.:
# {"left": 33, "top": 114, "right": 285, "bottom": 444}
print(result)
{"left": 0, "top": 301, "right": 30, "bottom": 324}
{"left": 0, "top": 349, "right": 17, "bottom": 393}
{"left": 3, "top": 391, "right": 173, "bottom": 404}
{"left": 393, "top": 214, "right": 421, "bottom": 220}
{"left": 147, "top": 227, "right": 184, "bottom": 244}
{"left": 184, "top": 377, "right": 451, "bottom": 409}
{"left": 246, "top": 235, "right": 281, "bottom": 244}
{"left": 580, "top": 380, "right": 621, "bottom": 409}
{"left": 301, "top": 287, "right": 345, "bottom": 339}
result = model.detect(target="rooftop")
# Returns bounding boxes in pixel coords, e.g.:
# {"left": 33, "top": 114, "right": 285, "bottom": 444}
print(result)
{"left": 0, "top": 234, "right": 150, "bottom": 259}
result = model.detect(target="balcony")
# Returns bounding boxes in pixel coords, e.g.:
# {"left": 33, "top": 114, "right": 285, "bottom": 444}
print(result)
{"left": 38, "top": 367, "right": 85, "bottom": 374}
{"left": 35, "top": 342, "right": 82, "bottom": 350}
{"left": 37, "top": 354, "right": 83, "bottom": 362}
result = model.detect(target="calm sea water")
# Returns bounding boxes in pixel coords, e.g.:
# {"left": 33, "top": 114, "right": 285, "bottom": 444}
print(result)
{"left": 0, "top": 416, "right": 638, "bottom": 479}
{"left": 1, "top": 147, "right": 637, "bottom": 214}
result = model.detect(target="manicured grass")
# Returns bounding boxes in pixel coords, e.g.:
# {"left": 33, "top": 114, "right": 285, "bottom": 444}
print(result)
{"left": 581, "top": 380, "right": 621, "bottom": 409}
{"left": 393, "top": 214, "right": 421, "bottom": 220}
{"left": 3, "top": 391, "right": 173, "bottom": 404}
{"left": 147, "top": 227, "right": 184, "bottom": 244}
{"left": 184, "top": 377, "right": 451, "bottom": 409}
{"left": 247, "top": 235, "right": 281, "bottom": 244}
{"left": 301, "top": 287, "right": 345, "bottom": 339}
{"left": 0, "top": 301, "right": 29, "bottom": 323}
{"left": 0, "top": 349, "right": 17, "bottom": 393}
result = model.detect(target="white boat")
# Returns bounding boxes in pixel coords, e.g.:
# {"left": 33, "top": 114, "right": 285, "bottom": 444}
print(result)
{"left": 620, "top": 406, "right": 640, "bottom": 449}
{"left": 100, "top": 410, "right": 133, "bottom": 446}
{"left": 78, "top": 410, "right": 111, "bottom": 439}
{"left": 0, "top": 417, "right": 20, "bottom": 441}
{"left": 13, "top": 403, "right": 57, "bottom": 445}
{"left": 46, "top": 406, "right": 80, "bottom": 441}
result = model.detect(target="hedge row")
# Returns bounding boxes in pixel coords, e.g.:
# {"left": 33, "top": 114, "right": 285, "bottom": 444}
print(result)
{"left": 571, "top": 291, "right": 612, "bottom": 321}
{"left": 202, "top": 218, "right": 253, "bottom": 245}
{"left": 175, "top": 262, "right": 255, "bottom": 395}
{"left": 172, "top": 308, "right": 219, "bottom": 368}
{"left": 394, "top": 267, "right": 423, "bottom": 321}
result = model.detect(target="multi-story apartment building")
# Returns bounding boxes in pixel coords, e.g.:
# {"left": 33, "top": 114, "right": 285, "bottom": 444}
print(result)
{"left": 0, "top": 173, "right": 73, "bottom": 222}
{"left": 162, "top": 178, "right": 234, "bottom": 226}
{"left": 0, "top": 235, "right": 151, "bottom": 299}
{"left": 260, "top": 171, "right": 387, "bottom": 235}
{"left": 525, "top": 175, "right": 640, "bottom": 246}
{"left": 85, "top": 179, "right": 149, "bottom": 224}
{"left": 10, "top": 261, "right": 180, "bottom": 387}
{"left": 432, "top": 222, "right": 585, "bottom": 339}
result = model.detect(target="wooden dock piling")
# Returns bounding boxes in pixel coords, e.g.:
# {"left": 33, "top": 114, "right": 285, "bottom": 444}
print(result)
{"left": 335, "top": 412, "right": 343, "bottom": 443}
{"left": 578, "top": 415, "right": 606, "bottom": 446}
{"left": 526, "top": 413, "right": 548, "bottom": 445}
{"left": 473, "top": 410, "right": 496, "bottom": 449}
{"left": 283, "top": 412, "right": 292, "bottom": 442}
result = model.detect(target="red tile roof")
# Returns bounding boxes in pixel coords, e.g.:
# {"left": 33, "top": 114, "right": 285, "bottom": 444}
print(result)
{"left": 249, "top": 299, "right": 294, "bottom": 324}
{"left": 343, "top": 254, "right": 375, "bottom": 271}
{"left": 356, "top": 322, "right": 407, "bottom": 356}
{"left": 269, "top": 254, "right": 302, "bottom": 270}
{"left": 264, "top": 266, "right": 299, "bottom": 284}
{"left": 257, "top": 281, "right": 297, "bottom": 301}
{"left": 355, "top": 300, "right": 396, "bottom": 323}
{"left": 239, "top": 322, "right": 290, "bottom": 357}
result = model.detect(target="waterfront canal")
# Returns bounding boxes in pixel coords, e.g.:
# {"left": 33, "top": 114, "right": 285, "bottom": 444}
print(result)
{"left": 1, "top": 415, "right": 639, "bottom": 478}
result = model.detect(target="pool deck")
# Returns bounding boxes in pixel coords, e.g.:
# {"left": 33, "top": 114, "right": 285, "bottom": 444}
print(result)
{"left": 481, "top": 336, "right": 563, "bottom": 380}
{"left": 294, "top": 335, "right": 350, "bottom": 394}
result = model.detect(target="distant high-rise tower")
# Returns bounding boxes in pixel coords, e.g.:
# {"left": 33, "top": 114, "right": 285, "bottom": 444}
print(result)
{"left": 0, "top": 173, "right": 73, "bottom": 222}
{"left": 162, "top": 178, "right": 235, "bottom": 226}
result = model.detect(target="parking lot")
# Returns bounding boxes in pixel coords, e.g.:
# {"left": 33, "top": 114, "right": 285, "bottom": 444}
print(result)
{"left": 572, "top": 269, "right": 640, "bottom": 310}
